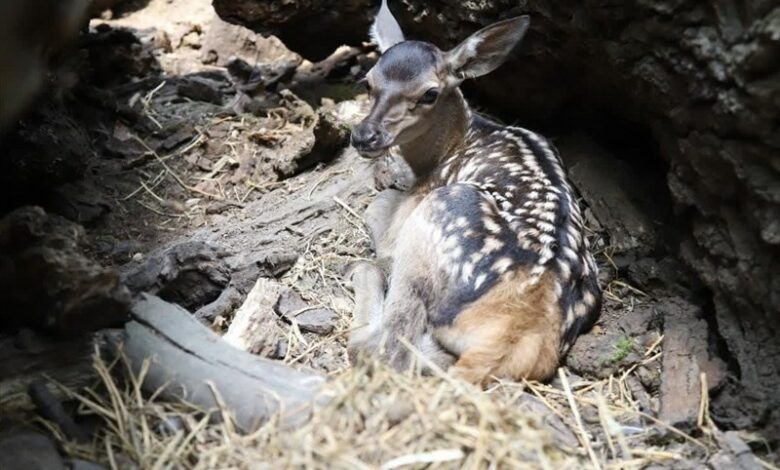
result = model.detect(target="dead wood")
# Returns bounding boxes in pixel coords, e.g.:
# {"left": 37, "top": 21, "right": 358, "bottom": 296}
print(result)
{"left": 121, "top": 294, "right": 326, "bottom": 432}
{"left": 121, "top": 240, "right": 231, "bottom": 312}
{"left": 659, "top": 297, "right": 726, "bottom": 431}
{"left": 223, "top": 277, "right": 286, "bottom": 354}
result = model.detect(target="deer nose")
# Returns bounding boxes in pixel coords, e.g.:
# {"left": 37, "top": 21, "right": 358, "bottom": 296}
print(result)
{"left": 351, "top": 122, "right": 387, "bottom": 152}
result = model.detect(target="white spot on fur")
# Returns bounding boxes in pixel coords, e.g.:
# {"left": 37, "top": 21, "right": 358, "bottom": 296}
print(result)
{"left": 473, "top": 273, "right": 488, "bottom": 290}
{"left": 492, "top": 257, "right": 512, "bottom": 273}
{"left": 483, "top": 236, "right": 504, "bottom": 252}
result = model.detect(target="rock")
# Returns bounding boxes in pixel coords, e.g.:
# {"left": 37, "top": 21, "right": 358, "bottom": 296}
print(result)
{"left": 274, "top": 288, "right": 338, "bottom": 335}
{"left": 200, "top": 14, "right": 300, "bottom": 68}
{"left": 88, "top": 0, "right": 148, "bottom": 18}
{"left": 212, "top": 0, "right": 374, "bottom": 60}
{"left": 0, "top": 206, "right": 131, "bottom": 332}
{"left": 0, "top": 430, "right": 67, "bottom": 470}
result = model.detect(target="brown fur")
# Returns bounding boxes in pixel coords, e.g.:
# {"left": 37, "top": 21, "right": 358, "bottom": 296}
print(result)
{"left": 435, "top": 271, "right": 561, "bottom": 386}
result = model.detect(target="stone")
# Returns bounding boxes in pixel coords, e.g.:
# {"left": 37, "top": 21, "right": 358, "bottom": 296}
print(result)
{"left": 274, "top": 288, "right": 338, "bottom": 335}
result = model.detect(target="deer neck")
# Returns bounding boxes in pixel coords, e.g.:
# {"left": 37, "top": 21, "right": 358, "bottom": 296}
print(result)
{"left": 399, "top": 89, "right": 469, "bottom": 177}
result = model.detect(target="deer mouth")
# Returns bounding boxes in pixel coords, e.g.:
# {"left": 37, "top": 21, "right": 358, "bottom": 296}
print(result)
{"left": 354, "top": 145, "right": 390, "bottom": 159}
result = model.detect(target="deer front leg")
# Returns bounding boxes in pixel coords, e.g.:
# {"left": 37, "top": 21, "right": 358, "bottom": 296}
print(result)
{"left": 364, "top": 189, "right": 422, "bottom": 259}
{"left": 347, "top": 261, "right": 386, "bottom": 361}
{"left": 373, "top": 152, "right": 416, "bottom": 191}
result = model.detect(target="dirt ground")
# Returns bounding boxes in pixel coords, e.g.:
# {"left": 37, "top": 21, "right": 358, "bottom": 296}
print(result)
{"left": 3, "top": 0, "right": 777, "bottom": 468}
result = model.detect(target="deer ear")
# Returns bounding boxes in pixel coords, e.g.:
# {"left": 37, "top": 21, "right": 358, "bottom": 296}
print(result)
{"left": 445, "top": 16, "right": 529, "bottom": 83}
{"left": 370, "top": 0, "right": 404, "bottom": 53}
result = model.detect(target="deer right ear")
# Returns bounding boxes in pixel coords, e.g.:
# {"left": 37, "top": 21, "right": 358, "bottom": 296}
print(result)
{"left": 370, "top": 0, "right": 404, "bottom": 53}
{"left": 445, "top": 16, "right": 530, "bottom": 84}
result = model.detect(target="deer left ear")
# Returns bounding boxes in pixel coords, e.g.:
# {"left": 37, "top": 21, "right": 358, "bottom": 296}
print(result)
{"left": 371, "top": 0, "right": 405, "bottom": 53}
{"left": 445, "top": 16, "right": 530, "bottom": 84}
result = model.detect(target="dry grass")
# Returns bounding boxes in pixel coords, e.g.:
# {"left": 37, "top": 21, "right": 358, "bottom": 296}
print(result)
{"left": 39, "top": 342, "right": 714, "bottom": 470}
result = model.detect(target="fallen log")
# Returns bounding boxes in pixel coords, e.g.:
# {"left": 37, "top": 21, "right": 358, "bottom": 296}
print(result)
{"left": 122, "top": 294, "right": 326, "bottom": 432}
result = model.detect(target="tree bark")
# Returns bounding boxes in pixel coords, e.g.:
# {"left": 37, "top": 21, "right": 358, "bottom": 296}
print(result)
{"left": 121, "top": 294, "right": 326, "bottom": 432}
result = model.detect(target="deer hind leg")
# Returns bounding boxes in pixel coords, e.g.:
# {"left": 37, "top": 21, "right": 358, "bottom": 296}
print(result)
{"left": 438, "top": 271, "right": 562, "bottom": 386}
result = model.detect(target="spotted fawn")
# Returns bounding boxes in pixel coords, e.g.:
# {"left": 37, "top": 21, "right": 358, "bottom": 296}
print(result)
{"left": 347, "top": 0, "right": 602, "bottom": 385}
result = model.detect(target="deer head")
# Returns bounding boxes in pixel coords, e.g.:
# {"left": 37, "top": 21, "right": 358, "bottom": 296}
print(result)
{"left": 351, "top": 0, "right": 530, "bottom": 160}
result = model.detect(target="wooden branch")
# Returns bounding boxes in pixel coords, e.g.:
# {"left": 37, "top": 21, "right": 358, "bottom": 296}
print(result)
{"left": 122, "top": 294, "right": 325, "bottom": 432}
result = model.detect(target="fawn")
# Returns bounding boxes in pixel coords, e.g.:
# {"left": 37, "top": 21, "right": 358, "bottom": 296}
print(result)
{"left": 347, "top": 0, "right": 602, "bottom": 385}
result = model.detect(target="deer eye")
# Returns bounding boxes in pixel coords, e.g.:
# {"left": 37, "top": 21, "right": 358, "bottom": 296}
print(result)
{"left": 418, "top": 88, "right": 439, "bottom": 105}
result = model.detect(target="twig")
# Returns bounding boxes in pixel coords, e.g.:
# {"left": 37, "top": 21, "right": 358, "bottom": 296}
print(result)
{"left": 558, "top": 368, "right": 602, "bottom": 470}
{"left": 333, "top": 196, "right": 363, "bottom": 221}
{"left": 697, "top": 372, "right": 709, "bottom": 430}
{"left": 643, "top": 334, "right": 664, "bottom": 357}
{"left": 135, "top": 200, "right": 182, "bottom": 218}
{"left": 140, "top": 179, "right": 165, "bottom": 203}
{"left": 130, "top": 134, "right": 230, "bottom": 203}
{"left": 124, "top": 169, "right": 166, "bottom": 201}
